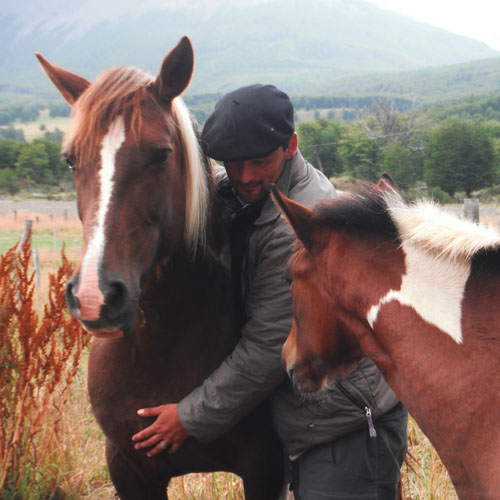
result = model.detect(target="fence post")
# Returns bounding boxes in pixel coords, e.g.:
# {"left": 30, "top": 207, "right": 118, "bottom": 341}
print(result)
{"left": 34, "top": 248, "right": 41, "bottom": 292}
{"left": 463, "top": 198, "right": 479, "bottom": 224}
{"left": 17, "top": 219, "right": 33, "bottom": 253}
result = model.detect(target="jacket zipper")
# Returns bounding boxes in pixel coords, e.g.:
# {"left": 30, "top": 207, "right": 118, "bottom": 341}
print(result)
{"left": 336, "top": 379, "right": 377, "bottom": 438}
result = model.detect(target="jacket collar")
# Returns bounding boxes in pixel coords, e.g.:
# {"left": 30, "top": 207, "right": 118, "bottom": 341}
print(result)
{"left": 254, "top": 151, "right": 308, "bottom": 227}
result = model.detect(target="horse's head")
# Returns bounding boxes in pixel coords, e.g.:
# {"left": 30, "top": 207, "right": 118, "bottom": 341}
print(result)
{"left": 272, "top": 180, "right": 400, "bottom": 392}
{"left": 36, "top": 37, "right": 211, "bottom": 338}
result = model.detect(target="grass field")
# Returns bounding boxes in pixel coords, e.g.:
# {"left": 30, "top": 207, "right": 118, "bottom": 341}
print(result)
{"left": 0, "top": 206, "right": 459, "bottom": 499}
{"left": 12, "top": 109, "right": 72, "bottom": 142}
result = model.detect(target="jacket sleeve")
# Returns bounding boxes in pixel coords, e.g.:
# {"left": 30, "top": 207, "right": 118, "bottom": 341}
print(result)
{"left": 177, "top": 230, "right": 295, "bottom": 442}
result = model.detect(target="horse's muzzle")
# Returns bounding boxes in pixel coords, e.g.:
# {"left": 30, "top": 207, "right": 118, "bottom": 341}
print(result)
{"left": 66, "top": 274, "right": 138, "bottom": 337}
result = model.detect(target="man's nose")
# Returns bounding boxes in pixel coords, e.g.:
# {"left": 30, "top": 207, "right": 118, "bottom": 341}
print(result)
{"left": 238, "top": 162, "right": 255, "bottom": 183}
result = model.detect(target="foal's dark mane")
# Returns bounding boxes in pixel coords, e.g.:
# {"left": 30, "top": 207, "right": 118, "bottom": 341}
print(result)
{"left": 315, "top": 187, "right": 399, "bottom": 243}
{"left": 315, "top": 185, "right": 500, "bottom": 266}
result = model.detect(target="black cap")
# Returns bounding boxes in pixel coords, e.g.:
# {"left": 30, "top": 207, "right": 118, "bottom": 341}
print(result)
{"left": 201, "top": 84, "right": 294, "bottom": 162}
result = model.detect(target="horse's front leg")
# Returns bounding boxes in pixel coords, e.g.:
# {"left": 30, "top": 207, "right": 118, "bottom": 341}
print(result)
{"left": 105, "top": 439, "right": 169, "bottom": 500}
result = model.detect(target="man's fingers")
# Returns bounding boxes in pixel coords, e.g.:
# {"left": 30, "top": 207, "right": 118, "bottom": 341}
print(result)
{"left": 147, "top": 440, "right": 172, "bottom": 457}
{"left": 137, "top": 406, "right": 163, "bottom": 417}
{"left": 132, "top": 423, "right": 157, "bottom": 442}
{"left": 133, "top": 434, "right": 160, "bottom": 450}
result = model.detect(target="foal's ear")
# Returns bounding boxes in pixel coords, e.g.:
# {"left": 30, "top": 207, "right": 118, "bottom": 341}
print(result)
{"left": 154, "top": 36, "right": 194, "bottom": 103}
{"left": 35, "top": 53, "right": 91, "bottom": 105}
{"left": 374, "top": 173, "right": 399, "bottom": 193}
{"left": 271, "top": 185, "right": 324, "bottom": 252}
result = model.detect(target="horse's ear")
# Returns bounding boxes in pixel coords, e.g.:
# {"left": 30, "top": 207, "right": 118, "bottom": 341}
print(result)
{"left": 35, "top": 53, "right": 90, "bottom": 105}
{"left": 374, "top": 173, "right": 399, "bottom": 193}
{"left": 271, "top": 185, "right": 323, "bottom": 252}
{"left": 154, "top": 36, "right": 194, "bottom": 103}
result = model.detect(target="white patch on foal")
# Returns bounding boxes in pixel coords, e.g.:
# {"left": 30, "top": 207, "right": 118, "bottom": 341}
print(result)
{"left": 76, "top": 117, "right": 125, "bottom": 321}
{"left": 367, "top": 240, "right": 470, "bottom": 344}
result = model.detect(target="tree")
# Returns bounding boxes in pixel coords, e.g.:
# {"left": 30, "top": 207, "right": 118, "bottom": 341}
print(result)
{"left": 297, "top": 119, "right": 345, "bottom": 177}
{"left": 15, "top": 137, "right": 68, "bottom": 187}
{"left": 424, "top": 120, "right": 496, "bottom": 197}
{"left": 339, "top": 124, "right": 383, "bottom": 182}
{"left": 364, "top": 98, "right": 423, "bottom": 150}
{"left": 0, "top": 127, "right": 25, "bottom": 141}
{"left": 380, "top": 142, "right": 422, "bottom": 190}
{"left": 0, "top": 139, "right": 23, "bottom": 170}
{"left": 0, "top": 168, "right": 20, "bottom": 194}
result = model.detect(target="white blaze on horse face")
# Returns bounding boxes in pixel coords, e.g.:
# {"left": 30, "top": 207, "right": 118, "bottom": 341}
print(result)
{"left": 367, "top": 240, "right": 470, "bottom": 344}
{"left": 76, "top": 117, "right": 126, "bottom": 322}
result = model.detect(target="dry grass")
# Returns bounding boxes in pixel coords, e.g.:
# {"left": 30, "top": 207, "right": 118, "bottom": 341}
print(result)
{"left": 0, "top": 208, "right": 459, "bottom": 500}
{"left": 14, "top": 109, "right": 72, "bottom": 142}
{"left": 402, "top": 418, "right": 458, "bottom": 500}
{"left": 0, "top": 234, "right": 90, "bottom": 499}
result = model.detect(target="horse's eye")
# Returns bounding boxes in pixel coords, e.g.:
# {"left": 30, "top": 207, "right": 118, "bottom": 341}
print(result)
{"left": 152, "top": 148, "right": 171, "bottom": 168}
{"left": 64, "top": 155, "right": 77, "bottom": 173}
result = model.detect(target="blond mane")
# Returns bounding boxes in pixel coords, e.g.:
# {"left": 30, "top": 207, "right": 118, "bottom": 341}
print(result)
{"left": 384, "top": 190, "right": 500, "bottom": 261}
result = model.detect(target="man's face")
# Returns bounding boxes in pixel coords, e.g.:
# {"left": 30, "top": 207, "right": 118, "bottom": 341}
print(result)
{"left": 224, "top": 134, "right": 297, "bottom": 204}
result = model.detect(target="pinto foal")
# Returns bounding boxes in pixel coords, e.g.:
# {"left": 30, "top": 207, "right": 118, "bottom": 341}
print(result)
{"left": 273, "top": 178, "right": 500, "bottom": 500}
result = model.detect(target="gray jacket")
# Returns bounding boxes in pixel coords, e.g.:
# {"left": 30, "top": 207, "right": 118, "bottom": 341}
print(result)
{"left": 177, "top": 152, "right": 400, "bottom": 458}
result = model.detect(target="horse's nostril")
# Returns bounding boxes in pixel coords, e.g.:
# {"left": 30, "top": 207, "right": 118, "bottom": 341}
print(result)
{"left": 105, "top": 280, "right": 128, "bottom": 318}
{"left": 66, "top": 280, "right": 80, "bottom": 313}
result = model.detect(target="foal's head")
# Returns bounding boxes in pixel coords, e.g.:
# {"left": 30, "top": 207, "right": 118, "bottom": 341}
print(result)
{"left": 275, "top": 175, "right": 500, "bottom": 393}
{"left": 37, "top": 37, "right": 211, "bottom": 337}
{"left": 272, "top": 177, "right": 400, "bottom": 392}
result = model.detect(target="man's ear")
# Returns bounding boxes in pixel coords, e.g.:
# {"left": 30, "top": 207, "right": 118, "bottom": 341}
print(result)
{"left": 285, "top": 133, "right": 298, "bottom": 159}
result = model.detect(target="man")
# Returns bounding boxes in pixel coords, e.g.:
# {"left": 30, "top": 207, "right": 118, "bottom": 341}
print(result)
{"left": 132, "top": 84, "right": 407, "bottom": 499}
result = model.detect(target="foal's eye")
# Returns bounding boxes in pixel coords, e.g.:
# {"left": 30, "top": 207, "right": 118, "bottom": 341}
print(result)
{"left": 152, "top": 148, "right": 171, "bottom": 169}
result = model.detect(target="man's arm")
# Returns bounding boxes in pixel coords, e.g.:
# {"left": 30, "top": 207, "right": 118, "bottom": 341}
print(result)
{"left": 177, "top": 231, "right": 295, "bottom": 442}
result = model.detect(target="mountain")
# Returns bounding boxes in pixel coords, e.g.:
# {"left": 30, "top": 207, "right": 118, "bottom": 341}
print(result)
{"left": 0, "top": 0, "right": 498, "bottom": 97}
{"left": 313, "top": 56, "right": 500, "bottom": 104}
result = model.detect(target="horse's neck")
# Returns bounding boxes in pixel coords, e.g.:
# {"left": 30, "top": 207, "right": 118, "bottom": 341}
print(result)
{"left": 136, "top": 237, "right": 237, "bottom": 347}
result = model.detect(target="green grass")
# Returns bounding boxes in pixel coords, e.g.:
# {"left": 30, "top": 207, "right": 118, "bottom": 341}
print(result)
{"left": 0, "top": 229, "right": 81, "bottom": 254}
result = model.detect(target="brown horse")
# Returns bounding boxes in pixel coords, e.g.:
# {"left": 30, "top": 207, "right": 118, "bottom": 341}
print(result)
{"left": 36, "top": 37, "right": 283, "bottom": 499}
{"left": 273, "top": 177, "right": 500, "bottom": 500}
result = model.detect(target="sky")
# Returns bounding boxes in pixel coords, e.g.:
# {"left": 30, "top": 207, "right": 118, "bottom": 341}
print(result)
{"left": 367, "top": 0, "right": 500, "bottom": 51}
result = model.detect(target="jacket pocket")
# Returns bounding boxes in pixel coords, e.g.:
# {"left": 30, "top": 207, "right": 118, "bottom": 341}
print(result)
{"left": 336, "top": 378, "right": 378, "bottom": 438}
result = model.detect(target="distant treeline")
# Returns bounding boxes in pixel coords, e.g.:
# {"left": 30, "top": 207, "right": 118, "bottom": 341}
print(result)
{"left": 1, "top": 93, "right": 500, "bottom": 200}
{"left": 0, "top": 101, "right": 70, "bottom": 126}
{"left": 4, "top": 91, "right": 500, "bottom": 128}
{"left": 0, "top": 92, "right": 414, "bottom": 127}
{"left": 424, "top": 94, "right": 500, "bottom": 122}
{"left": 177, "top": 94, "right": 415, "bottom": 124}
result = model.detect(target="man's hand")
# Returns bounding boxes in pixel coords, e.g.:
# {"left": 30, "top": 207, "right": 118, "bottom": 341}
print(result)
{"left": 132, "top": 403, "right": 189, "bottom": 457}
